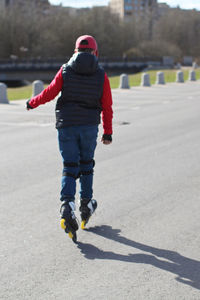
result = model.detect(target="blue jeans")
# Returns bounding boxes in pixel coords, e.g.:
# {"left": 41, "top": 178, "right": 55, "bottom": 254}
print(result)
{"left": 57, "top": 125, "right": 98, "bottom": 202}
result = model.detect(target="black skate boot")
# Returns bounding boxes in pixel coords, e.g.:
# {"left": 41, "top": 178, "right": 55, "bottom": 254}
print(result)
{"left": 79, "top": 198, "right": 97, "bottom": 230}
{"left": 60, "top": 201, "right": 79, "bottom": 243}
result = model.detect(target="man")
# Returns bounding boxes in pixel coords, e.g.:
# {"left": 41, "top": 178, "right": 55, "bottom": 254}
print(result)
{"left": 27, "top": 35, "right": 113, "bottom": 242}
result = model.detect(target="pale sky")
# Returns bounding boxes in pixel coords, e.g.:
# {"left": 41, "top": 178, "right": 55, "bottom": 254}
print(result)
{"left": 49, "top": 0, "right": 200, "bottom": 10}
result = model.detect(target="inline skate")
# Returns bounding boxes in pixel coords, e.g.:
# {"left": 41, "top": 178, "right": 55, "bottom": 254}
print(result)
{"left": 79, "top": 198, "right": 97, "bottom": 229}
{"left": 60, "top": 201, "right": 79, "bottom": 243}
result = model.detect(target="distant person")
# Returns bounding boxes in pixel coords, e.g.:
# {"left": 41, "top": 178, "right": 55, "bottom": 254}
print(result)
{"left": 26, "top": 35, "right": 113, "bottom": 242}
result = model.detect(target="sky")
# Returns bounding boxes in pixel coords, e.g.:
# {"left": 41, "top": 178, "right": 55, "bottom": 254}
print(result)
{"left": 49, "top": 0, "right": 200, "bottom": 10}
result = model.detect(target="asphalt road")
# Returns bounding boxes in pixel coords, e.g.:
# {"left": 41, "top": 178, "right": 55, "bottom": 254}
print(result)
{"left": 1, "top": 81, "right": 200, "bottom": 300}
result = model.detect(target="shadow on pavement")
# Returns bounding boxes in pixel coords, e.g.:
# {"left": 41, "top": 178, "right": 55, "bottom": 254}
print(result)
{"left": 77, "top": 225, "right": 200, "bottom": 290}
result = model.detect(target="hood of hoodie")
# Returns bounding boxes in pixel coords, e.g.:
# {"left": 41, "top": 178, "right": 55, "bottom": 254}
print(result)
{"left": 67, "top": 52, "right": 98, "bottom": 75}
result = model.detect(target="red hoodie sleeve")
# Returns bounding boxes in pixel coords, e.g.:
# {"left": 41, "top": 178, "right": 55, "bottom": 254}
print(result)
{"left": 101, "top": 73, "right": 113, "bottom": 135}
{"left": 28, "top": 67, "right": 63, "bottom": 108}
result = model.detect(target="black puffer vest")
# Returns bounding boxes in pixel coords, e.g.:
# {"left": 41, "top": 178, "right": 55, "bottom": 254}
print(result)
{"left": 55, "top": 52, "right": 105, "bottom": 128}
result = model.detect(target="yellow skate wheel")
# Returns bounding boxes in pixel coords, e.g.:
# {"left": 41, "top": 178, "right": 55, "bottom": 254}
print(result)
{"left": 68, "top": 232, "right": 73, "bottom": 239}
{"left": 60, "top": 218, "right": 66, "bottom": 230}
{"left": 81, "top": 220, "right": 86, "bottom": 230}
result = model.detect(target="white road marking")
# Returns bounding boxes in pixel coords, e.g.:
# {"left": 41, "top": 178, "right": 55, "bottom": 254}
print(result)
{"left": 114, "top": 106, "right": 141, "bottom": 110}
{"left": 131, "top": 106, "right": 141, "bottom": 110}
{"left": 0, "top": 110, "right": 54, "bottom": 116}
{"left": 0, "top": 122, "right": 54, "bottom": 127}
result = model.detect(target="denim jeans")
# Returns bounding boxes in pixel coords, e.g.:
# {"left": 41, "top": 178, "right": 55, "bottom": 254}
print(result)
{"left": 57, "top": 125, "right": 98, "bottom": 202}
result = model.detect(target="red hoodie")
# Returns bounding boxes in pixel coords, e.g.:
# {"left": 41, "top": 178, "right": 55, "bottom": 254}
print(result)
{"left": 29, "top": 66, "right": 113, "bottom": 135}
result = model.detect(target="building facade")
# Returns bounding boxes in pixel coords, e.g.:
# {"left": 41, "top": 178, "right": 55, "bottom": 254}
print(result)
{"left": 0, "top": 0, "right": 12, "bottom": 7}
{"left": 0, "top": 0, "right": 49, "bottom": 8}
{"left": 109, "top": 0, "right": 158, "bottom": 19}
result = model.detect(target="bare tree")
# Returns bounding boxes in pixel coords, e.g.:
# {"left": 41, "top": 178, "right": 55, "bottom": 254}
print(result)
{"left": 1, "top": 4, "right": 200, "bottom": 61}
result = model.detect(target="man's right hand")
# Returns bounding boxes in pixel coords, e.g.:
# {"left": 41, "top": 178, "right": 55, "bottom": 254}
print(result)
{"left": 101, "top": 134, "right": 112, "bottom": 145}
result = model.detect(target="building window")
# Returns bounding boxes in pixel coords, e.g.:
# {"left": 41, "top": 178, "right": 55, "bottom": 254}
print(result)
{"left": 125, "top": 11, "right": 132, "bottom": 15}
{"left": 125, "top": 0, "right": 132, "bottom": 3}
{"left": 125, "top": 5, "right": 132, "bottom": 10}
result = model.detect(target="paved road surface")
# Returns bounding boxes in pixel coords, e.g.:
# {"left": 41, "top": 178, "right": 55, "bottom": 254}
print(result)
{"left": 1, "top": 82, "right": 200, "bottom": 299}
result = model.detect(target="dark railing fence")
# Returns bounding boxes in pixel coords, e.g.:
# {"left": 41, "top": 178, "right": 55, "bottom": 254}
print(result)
{"left": 0, "top": 56, "right": 168, "bottom": 86}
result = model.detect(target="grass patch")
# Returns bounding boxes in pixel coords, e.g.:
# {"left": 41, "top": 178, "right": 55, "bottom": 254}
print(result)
{"left": 7, "top": 69, "right": 200, "bottom": 100}
{"left": 7, "top": 85, "right": 32, "bottom": 101}
{"left": 7, "top": 84, "right": 48, "bottom": 101}
{"left": 109, "top": 68, "right": 200, "bottom": 89}
{"left": 109, "top": 76, "right": 120, "bottom": 89}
